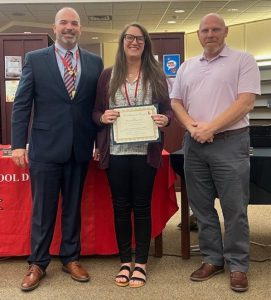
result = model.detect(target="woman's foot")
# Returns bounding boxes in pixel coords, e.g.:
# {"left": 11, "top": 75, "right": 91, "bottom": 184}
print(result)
{"left": 129, "top": 264, "right": 146, "bottom": 288}
{"left": 115, "top": 263, "right": 131, "bottom": 287}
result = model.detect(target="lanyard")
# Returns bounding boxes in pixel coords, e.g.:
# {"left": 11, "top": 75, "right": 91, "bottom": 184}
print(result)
{"left": 55, "top": 48, "right": 79, "bottom": 78}
{"left": 124, "top": 70, "right": 141, "bottom": 106}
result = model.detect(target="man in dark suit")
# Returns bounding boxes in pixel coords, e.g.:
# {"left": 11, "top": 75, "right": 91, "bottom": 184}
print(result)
{"left": 11, "top": 7, "right": 103, "bottom": 291}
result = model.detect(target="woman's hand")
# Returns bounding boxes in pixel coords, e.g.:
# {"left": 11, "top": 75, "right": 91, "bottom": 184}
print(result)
{"left": 93, "top": 148, "right": 100, "bottom": 161}
{"left": 100, "top": 109, "right": 120, "bottom": 124}
{"left": 151, "top": 114, "right": 169, "bottom": 128}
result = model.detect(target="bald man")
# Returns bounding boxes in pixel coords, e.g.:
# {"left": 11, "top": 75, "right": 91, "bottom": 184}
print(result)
{"left": 171, "top": 13, "right": 260, "bottom": 292}
{"left": 12, "top": 7, "right": 103, "bottom": 291}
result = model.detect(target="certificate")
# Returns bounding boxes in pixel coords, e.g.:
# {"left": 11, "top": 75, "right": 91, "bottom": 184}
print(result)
{"left": 5, "top": 80, "right": 19, "bottom": 102}
{"left": 112, "top": 104, "right": 160, "bottom": 144}
{"left": 5, "top": 56, "right": 22, "bottom": 79}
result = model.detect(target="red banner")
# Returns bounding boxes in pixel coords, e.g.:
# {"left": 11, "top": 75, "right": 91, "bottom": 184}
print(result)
{"left": 0, "top": 147, "right": 178, "bottom": 256}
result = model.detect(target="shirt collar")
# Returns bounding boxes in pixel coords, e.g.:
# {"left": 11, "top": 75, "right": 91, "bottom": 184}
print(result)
{"left": 199, "top": 44, "right": 229, "bottom": 62}
{"left": 55, "top": 42, "right": 78, "bottom": 56}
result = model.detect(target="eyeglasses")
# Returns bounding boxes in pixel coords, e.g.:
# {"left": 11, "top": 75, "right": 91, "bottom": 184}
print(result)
{"left": 124, "top": 34, "right": 145, "bottom": 44}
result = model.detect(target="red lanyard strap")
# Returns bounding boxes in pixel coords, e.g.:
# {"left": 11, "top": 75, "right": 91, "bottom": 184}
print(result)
{"left": 55, "top": 48, "right": 79, "bottom": 77}
{"left": 124, "top": 70, "right": 141, "bottom": 106}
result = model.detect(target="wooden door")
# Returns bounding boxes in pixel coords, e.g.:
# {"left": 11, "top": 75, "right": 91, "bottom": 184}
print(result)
{"left": 150, "top": 32, "right": 185, "bottom": 153}
{"left": 0, "top": 33, "right": 54, "bottom": 144}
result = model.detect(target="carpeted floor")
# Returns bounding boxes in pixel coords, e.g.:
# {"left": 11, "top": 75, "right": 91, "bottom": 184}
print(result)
{"left": 0, "top": 194, "right": 270, "bottom": 300}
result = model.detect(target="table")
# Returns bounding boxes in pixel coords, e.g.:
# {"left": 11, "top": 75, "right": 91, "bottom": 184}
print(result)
{"left": 170, "top": 147, "right": 271, "bottom": 259}
{"left": 0, "top": 146, "right": 178, "bottom": 257}
{"left": 170, "top": 149, "right": 190, "bottom": 259}
{"left": 249, "top": 148, "right": 271, "bottom": 204}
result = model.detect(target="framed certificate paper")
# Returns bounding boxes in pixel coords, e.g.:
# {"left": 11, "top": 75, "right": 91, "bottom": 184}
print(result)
{"left": 112, "top": 104, "right": 160, "bottom": 144}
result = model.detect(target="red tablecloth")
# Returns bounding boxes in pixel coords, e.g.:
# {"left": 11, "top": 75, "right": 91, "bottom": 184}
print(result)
{"left": 0, "top": 146, "right": 178, "bottom": 256}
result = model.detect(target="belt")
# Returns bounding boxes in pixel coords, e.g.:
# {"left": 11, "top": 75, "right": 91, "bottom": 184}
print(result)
{"left": 214, "top": 127, "right": 248, "bottom": 140}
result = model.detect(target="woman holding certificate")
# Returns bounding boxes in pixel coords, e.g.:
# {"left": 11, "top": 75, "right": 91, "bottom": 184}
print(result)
{"left": 92, "top": 23, "right": 172, "bottom": 288}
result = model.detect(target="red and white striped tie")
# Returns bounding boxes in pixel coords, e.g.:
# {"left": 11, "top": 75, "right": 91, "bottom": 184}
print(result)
{"left": 64, "top": 51, "right": 75, "bottom": 99}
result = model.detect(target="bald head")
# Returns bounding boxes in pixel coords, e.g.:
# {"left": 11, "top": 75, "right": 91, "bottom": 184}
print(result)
{"left": 197, "top": 13, "right": 228, "bottom": 59}
{"left": 55, "top": 7, "right": 80, "bottom": 24}
{"left": 199, "top": 13, "right": 226, "bottom": 30}
{"left": 53, "top": 7, "right": 82, "bottom": 50}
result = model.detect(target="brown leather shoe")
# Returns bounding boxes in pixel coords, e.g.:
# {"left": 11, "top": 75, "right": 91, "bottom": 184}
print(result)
{"left": 230, "top": 272, "right": 248, "bottom": 292}
{"left": 62, "top": 261, "right": 90, "bottom": 282}
{"left": 190, "top": 263, "right": 224, "bottom": 281}
{"left": 21, "top": 264, "right": 46, "bottom": 291}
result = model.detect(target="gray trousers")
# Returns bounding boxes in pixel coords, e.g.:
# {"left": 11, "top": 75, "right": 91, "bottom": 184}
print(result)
{"left": 183, "top": 130, "right": 250, "bottom": 272}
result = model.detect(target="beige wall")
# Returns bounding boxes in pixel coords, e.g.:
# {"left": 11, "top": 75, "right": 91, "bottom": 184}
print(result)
{"left": 80, "top": 43, "right": 101, "bottom": 56}
{"left": 186, "top": 23, "right": 245, "bottom": 55}
{"left": 185, "top": 32, "right": 202, "bottom": 59}
{"left": 102, "top": 42, "right": 118, "bottom": 68}
{"left": 185, "top": 18, "right": 271, "bottom": 60}
{"left": 226, "top": 24, "right": 245, "bottom": 52}
{"left": 246, "top": 19, "right": 271, "bottom": 60}
{"left": 102, "top": 18, "right": 271, "bottom": 64}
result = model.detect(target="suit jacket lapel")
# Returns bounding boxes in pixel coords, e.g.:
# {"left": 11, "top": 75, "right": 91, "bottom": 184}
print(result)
{"left": 75, "top": 47, "right": 86, "bottom": 98}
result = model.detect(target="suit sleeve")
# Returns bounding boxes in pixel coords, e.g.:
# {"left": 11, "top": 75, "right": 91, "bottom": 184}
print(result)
{"left": 11, "top": 53, "right": 34, "bottom": 149}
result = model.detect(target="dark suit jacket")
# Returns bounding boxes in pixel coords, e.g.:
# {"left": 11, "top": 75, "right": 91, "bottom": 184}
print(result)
{"left": 11, "top": 44, "right": 103, "bottom": 163}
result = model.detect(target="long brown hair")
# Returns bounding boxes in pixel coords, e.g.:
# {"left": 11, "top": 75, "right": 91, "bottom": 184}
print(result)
{"left": 109, "top": 23, "right": 169, "bottom": 103}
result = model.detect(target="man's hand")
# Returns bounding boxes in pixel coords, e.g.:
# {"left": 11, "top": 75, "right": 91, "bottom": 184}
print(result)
{"left": 12, "top": 148, "right": 29, "bottom": 167}
{"left": 191, "top": 122, "right": 215, "bottom": 143}
{"left": 187, "top": 121, "right": 198, "bottom": 137}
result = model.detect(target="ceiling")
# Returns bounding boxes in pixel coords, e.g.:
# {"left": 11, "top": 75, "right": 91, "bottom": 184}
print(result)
{"left": 0, "top": 0, "right": 271, "bottom": 45}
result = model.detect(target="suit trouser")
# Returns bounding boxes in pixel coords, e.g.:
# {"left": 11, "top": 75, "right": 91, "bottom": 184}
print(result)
{"left": 28, "top": 155, "right": 88, "bottom": 269}
{"left": 106, "top": 155, "right": 157, "bottom": 264}
{"left": 183, "top": 131, "right": 250, "bottom": 272}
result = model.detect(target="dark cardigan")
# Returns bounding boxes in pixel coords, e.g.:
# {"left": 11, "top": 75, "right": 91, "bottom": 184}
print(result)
{"left": 92, "top": 67, "right": 173, "bottom": 169}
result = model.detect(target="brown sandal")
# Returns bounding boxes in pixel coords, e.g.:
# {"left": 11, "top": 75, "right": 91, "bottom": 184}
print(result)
{"left": 115, "top": 265, "right": 131, "bottom": 287}
{"left": 129, "top": 266, "right": 146, "bottom": 288}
